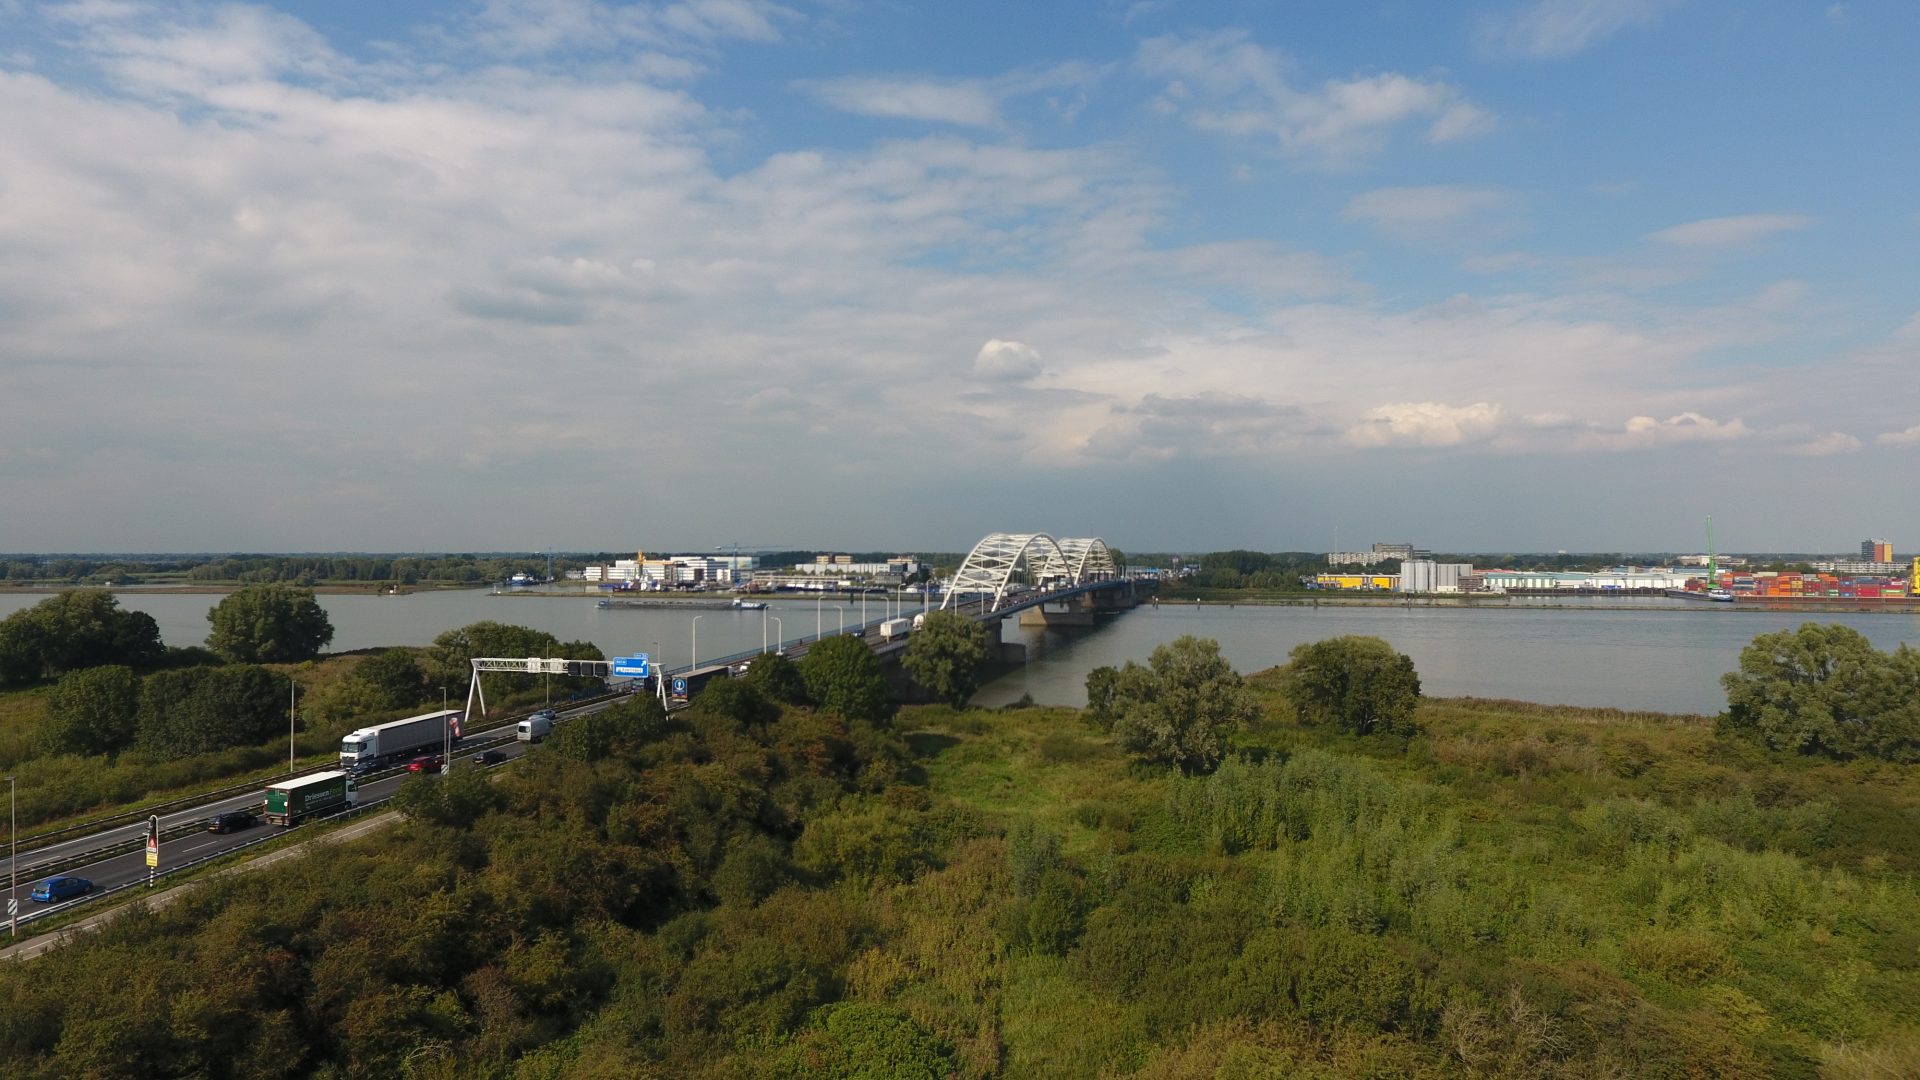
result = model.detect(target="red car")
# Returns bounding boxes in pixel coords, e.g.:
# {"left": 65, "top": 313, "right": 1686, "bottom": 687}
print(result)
{"left": 407, "top": 755, "right": 444, "bottom": 774}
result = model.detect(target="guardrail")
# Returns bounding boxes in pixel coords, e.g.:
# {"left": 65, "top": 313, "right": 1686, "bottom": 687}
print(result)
{"left": 1, "top": 688, "right": 631, "bottom": 938}
{"left": 9, "top": 691, "right": 630, "bottom": 857}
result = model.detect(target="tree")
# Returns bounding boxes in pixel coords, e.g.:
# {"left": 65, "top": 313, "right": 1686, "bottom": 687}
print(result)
{"left": 799, "top": 635, "right": 891, "bottom": 723}
{"left": 1087, "top": 635, "right": 1258, "bottom": 774}
{"left": 1283, "top": 635, "right": 1422, "bottom": 737}
{"left": 39, "top": 665, "right": 141, "bottom": 757}
{"left": 136, "top": 665, "right": 291, "bottom": 759}
{"left": 1721, "top": 623, "right": 1920, "bottom": 761}
{"left": 348, "top": 648, "right": 428, "bottom": 711}
{"left": 206, "top": 585, "right": 334, "bottom": 663}
{"left": 693, "top": 679, "right": 781, "bottom": 728}
{"left": 742, "top": 651, "right": 809, "bottom": 706}
{"left": 0, "top": 590, "right": 162, "bottom": 684}
{"left": 900, "top": 610, "right": 993, "bottom": 708}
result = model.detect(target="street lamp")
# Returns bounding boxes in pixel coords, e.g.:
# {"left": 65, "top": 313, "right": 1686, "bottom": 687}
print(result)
{"left": 6, "top": 774, "right": 14, "bottom": 939}
{"left": 816, "top": 592, "right": 822, "bottom": 640}
{"left": 770, "top": 617, "right": 782, "bottom": 654}
{"left": 691, "top": 615, "right": 704, "bottom": 669}
{"left": 835, "top": 609, "right": 844, "bottom": 634}
{"left": 762, "top": 607, "right": 770, "bottom": 654}
{"left": 289, "top": 678, "right": 298, "bottom": 773}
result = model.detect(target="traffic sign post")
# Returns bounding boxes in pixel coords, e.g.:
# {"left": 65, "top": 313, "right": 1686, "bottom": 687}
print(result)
{"left": 611, "top": 654, "right": 650, "bottom": 678}
{"left": 671, "top": 677, "right": 688, "bottom": 703}
{"left": 145, "top": 814, "right": 160, "bottom": 887}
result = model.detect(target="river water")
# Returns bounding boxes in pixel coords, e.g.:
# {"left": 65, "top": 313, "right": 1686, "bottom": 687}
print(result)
{"left": 6, "top": 589, "right": 1918, "bottom": 716}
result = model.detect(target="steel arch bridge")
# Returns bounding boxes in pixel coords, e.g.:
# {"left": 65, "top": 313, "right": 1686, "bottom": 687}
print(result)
{"left": 941, "top": 533, "right": 1119, "bottom": 612}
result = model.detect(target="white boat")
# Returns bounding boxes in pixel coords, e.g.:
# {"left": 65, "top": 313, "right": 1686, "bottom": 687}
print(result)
{"left": 733, "top": 597, "right": 768, "bottom": 610}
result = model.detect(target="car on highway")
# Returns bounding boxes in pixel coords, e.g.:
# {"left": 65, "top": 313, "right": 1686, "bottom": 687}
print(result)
{"left": 206, "top": 809, "right": 258, "bottom": 833}
{"left": 407, "top": 755, "right": 444, "bottom": 774}
{"left": 31, "top": 876, "right": 92, "bottom": 903}
{"left": 471, "top": 749, "right": 508, "bottom": 766}
{"left": 346, "top": 760, "right": 382, "bottom": 779}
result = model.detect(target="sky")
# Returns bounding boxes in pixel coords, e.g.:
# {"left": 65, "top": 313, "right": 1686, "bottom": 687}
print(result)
{"left": 0, "top": 0, "right": 1916, "bottom": 556}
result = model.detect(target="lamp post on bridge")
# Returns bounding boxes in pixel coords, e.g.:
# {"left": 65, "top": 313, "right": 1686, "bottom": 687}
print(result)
{"left": 770, "top": 617, "right": 782, "bottom": 654}
{"left": 691, "top": 615, "right": 704, "bottom": 670}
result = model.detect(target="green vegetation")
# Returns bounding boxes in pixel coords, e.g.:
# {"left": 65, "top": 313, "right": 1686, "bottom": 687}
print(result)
{"left": 0, "top": 612, "right": 603, "bottom": 830}
{"left": 799, "top": 634, "right": 891, "bottom": 724}
{"left": 901, "top": 609, "right": 993, "bottom": 707}
{"left": 207, "top": 584, "right": 336, "bottom": 663}
{"left": 0, "top": 590, "right": 163, "bottom": 686}
{"left": 1722, "top": 622, "right": 1920, "bottom": 762}
{"left": 1, "top": 630, "right": 1918, "bottom": 1077}
{"left": 1282, "top": 634, "right": 1422, "bottom": 737}
{"left": 1085, "top": 635, "right": 1259, "bottom": 774}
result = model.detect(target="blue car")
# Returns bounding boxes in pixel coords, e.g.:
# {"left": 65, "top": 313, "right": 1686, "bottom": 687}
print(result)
{"left": 31, "top": 876, "right": 91, "bottom": 903}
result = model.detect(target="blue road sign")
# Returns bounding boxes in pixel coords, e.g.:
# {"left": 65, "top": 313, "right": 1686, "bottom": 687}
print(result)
{"left": 671, "top": 677, "right": 688, "bottom": 700}
{"left": 612, "top": 654, "right": 650, "bottom": 678}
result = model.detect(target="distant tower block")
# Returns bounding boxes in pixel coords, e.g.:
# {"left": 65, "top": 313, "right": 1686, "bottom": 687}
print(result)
{"left": 1862, "top": 538, "right": 1893, "bottom": 562}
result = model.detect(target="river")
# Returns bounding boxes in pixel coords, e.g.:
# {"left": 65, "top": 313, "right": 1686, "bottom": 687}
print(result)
{"left": 5, "top": 589, "right": 1917, "bottom": 716}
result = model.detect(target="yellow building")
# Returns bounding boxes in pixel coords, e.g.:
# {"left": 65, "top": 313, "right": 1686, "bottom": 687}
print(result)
{"left": 1314, "top": 574, "right": 1398, "bottom": 591}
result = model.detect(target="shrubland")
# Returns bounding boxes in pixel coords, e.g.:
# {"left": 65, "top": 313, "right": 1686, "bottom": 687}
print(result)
{"left": 0, "top": 632, "right": 1913, "bottom": 1077}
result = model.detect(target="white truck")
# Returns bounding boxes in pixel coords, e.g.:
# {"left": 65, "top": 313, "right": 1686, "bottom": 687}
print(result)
{"left": 339, "top": 709, "right": 461, "bottom": 768}
{"left": 877, "top": 617, "right": 912, "bottom": 642}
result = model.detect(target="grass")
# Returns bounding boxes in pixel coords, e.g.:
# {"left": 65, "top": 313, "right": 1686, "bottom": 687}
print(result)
{"left": 885, "top": 677, "right": 1920, "bottom": 1077}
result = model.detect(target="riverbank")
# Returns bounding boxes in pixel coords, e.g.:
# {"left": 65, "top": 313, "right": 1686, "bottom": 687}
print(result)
{"left": 1, "top": 582, "right": 482, "bottom": 596}
{"left": 1151, "top": 592, "right": 1920, "bottom": 615}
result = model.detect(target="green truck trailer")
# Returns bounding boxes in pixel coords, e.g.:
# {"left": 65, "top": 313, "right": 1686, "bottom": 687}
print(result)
{"left": 264, "top": 771, "right": 359, "bottom": 826}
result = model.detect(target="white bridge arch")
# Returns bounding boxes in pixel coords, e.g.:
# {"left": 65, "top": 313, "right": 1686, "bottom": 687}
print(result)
{"left": 942, "top": 533, "right": 1119, "bottom": 612}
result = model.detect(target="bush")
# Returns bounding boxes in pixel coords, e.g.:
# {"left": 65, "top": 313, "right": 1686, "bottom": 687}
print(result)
{"left": 0, "top": 590, "right": 162, "bottom": 684}
{"left": 694, "top": 679, "right": 781, "bottom": 729}
{"left": 1282, "top": 635, "right": 1422, "bottom": 738}
{"left": 1721, "top": 623, "right": 1920, "bottom": 761}
{"left": 38, "top": 665, "right": 140, "bottom": 757}
{"left": 742, "top": 651, "right": 808, "bottom": 706}
{"left": 135, "top": 664, "right": 291, "bottom": 760}
{"left": 1088, "top": 637, "right": 1258, "bottom": 774}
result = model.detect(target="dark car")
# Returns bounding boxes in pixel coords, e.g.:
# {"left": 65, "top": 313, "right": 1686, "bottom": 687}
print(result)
{"left": 346, "top": 760, "right": 382, "bottom": 778}
{"left": 407, "top": 755, "right": 443, "bottom": 774}
{"left": 206, "top": 810, "right": 257, "bottom": 834}
{"left": 31, "top": 876, "right": 91, "bottom": 903}
{"left": 470, "top": 749, "right": 508, "bottom": 766}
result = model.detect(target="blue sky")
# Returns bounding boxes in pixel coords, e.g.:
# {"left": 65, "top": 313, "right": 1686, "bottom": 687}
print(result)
{"left": 0, "top": 0, "right": 1915, "bottom": 555}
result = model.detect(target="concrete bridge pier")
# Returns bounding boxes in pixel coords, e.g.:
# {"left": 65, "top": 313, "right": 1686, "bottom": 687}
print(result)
{"left": 1018, "top": 595, "right": 1096, "bottom": 627}
{"left": 981, "top": 616, "right": 1027, "bottom": 662}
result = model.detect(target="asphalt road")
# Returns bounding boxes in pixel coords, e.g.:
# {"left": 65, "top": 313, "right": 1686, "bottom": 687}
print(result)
{"left": 0, "top": 695, "right": 632, "bottom": 931}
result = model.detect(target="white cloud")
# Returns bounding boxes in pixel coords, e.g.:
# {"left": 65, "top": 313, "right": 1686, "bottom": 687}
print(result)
{"left": 1344, "top": 402, "right": 1504, "bottom": 448}
{"left": 1587, "top": 412, "right": 1752, "bottom": 450}
{"left": 1343, "top": 185, "right": 1514, "bottom": 240}
{"left": 1786, "top": 432, "right": 1862, "bottom": 456}
{"left": 973, "top": 339, "right": 1043, "bottom": 380}
{"left": 1876, "top": 425, "right": 1920, "bottom": 447}
{"left": 800, "top": 76, "right": 1000, "bottom": 127}
{"left": 799, "top": 63, "right": 1102, "bottom": 129}
{"left": 1479, "top": 0, "right": 1680, "bottom": 59}
{"left": 1648, "top": 214, "right": 1815, "bottom": 248}
{"left": 1137, "top": 31, "right": 1494, "bottom": 166}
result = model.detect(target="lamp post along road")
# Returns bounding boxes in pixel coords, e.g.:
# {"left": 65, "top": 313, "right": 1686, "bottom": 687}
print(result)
{"left": 7, "top": 775, "right": 15, "bottom": 939}
{"left": 691, "top": 615, "right": 704, "bottom": 670}
{"left": 771, "top": 617, "right": 782, "bottom": 654}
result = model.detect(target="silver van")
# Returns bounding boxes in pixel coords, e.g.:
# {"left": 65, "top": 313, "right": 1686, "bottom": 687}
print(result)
{"left": 517, "top": 710, "right": 554, "bottom": 742}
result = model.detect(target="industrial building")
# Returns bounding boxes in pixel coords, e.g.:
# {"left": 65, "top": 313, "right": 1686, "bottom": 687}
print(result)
{"left": 1398, "top": 561, "right": 1473, "bottom": 593}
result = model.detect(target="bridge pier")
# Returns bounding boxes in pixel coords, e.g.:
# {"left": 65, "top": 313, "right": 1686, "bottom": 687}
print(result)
{"left": 1018, "top": 598, "right": 1096, "bottom": 627}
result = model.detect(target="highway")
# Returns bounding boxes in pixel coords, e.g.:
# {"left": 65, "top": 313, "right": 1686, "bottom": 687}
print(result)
{"left": 1, "top": 577, "right": 1141, "bottom": 935}
{"left": 0, "top": 695, "right": 629, "bottom": 933}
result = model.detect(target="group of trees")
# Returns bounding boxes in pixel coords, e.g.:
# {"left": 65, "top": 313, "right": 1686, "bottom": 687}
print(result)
{"left": 38, "top": 662, "right": 292, "bottom": 760}
{"left": 0, "top": 590, "right": 163, "bottom": 685}
{"left": 1085, "top": 634, "right": 1423, "bottom": 774}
